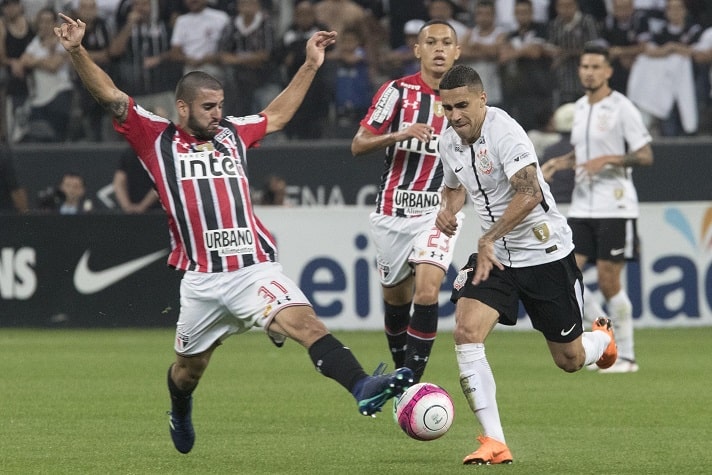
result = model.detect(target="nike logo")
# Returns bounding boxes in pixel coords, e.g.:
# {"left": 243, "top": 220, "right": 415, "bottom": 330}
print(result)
{"left": 560, "top": 324, "right": 576, "bottom": 336}
{"left": 610, "top": 248, "right": 625, "bottom": 256}
{"left": 454, "top": 166, "right": 463, "bottom": 173}
{"left": 73, "top": 249, "right": 169, "bottom": 295}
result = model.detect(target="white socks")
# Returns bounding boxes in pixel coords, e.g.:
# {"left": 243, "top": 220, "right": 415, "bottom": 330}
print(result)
{"left": 582, "top": 329, "right": 612, "bottom": 366}
{"left": 607, "top": 290, "right": 635, "bottom": 361}
{"left": 456, "top": 343, "right": 505, "bottom": 443}
{"left": 582, "top": 286, "right": 606, "bottom": 324}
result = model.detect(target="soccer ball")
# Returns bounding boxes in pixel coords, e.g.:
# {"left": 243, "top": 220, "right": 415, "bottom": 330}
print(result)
{"left": 394, "top": 382, "right": 454, "bottom": 441}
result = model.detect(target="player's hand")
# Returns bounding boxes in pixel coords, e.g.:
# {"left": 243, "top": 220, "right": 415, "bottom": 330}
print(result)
{"left": 436, "top": 208, "right": 458, "bottom": 237}
{"left": 472, "top": 238, "right": 503, "bottom": 285}
{"left": 404, "top": 123, "right": 435, "bottom": 143}
{"left": 578, "top": 155, "right": 612, "bottom": 176}
{"left": 305, "top": 31, "right": 337, "bottom": 69}
{"left": 54, "top": 13, "right": 86, "bottom": 51}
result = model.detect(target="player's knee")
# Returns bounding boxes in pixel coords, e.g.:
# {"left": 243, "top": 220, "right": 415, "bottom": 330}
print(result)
{"left": 553, "top": 352, "right": 584, "bottom": 373}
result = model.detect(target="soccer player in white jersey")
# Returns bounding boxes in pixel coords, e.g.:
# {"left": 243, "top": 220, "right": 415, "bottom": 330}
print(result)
{"left": 54, "top": 14, "right": 413, "bottom": 455}
{"left": 351, "top": 20, "right": 463, "bottom": 384}
{"left": 435, "top": 64, "right": 618, "bottom": 465}
{"left": 542, "top": 42, "right": 653, "bottom": 373}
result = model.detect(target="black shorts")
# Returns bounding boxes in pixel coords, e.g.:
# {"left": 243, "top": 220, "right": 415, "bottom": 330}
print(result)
{"left": 568, "top": 217, "right": 639, "bottom": 264}
{"left": 451, "top": 252, "right": 584, "bottom": 343}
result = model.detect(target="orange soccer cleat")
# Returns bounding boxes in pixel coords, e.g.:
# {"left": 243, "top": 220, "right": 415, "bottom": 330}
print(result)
{"left": 463, "top": 435, "right": 513, "bottom": 465}
{"left": 592, "top": 317, "right": 618, "bottom": 369}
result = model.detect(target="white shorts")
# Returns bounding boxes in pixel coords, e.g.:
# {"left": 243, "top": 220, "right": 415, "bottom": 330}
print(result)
{"left": 369, "top": 211, "right": 464, "bottom": 287}
{"left": 174, "top": 262, "right": 310, "bottom": 355}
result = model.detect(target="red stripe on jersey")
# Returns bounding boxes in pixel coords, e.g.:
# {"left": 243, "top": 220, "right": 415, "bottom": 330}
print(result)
{"left": 360, "top": 73, "right": 447, "bottom": 217}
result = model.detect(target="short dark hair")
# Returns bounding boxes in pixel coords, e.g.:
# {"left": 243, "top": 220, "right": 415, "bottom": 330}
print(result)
{"left": 175, "top": 71, "right": 223, "bottom": 103}
{"left": 439, "top": 64, "right": 484, "bottom": 91}
{"left": 582, "top": 41, "right": 610, "bottom": 63}
{"left": 419, "top": 19, "right": 458, "bottom": 41}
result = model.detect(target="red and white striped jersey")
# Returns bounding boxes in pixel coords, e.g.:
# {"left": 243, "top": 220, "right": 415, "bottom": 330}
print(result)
{"left": 360, "top": 72, "right": 448, "bottom": 217}
{"left": 114, "top": 98, "right": 277, "bottom": 273}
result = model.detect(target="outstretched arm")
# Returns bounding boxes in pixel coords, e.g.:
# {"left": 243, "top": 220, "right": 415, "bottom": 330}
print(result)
{"left": 261, "top": 30, "right": 336, "bottom": 134}
{"left": 54, "top": 13, "right": 130, "bottom": 123}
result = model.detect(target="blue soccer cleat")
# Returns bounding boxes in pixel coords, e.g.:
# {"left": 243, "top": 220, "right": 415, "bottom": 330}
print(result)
{"left": 356, "top": 363, "right": 414, "bottom": 417}
{"left": 168, "top": 396, "right": 195, "bottom": 454}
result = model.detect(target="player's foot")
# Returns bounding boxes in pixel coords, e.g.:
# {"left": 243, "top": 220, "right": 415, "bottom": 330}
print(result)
{"left": 355, "top": 363, "right": 413, "bottom": 417}
{"left": 598, "top": 357, "right": 639, "bottom": 373}
{"left": 463, "top": 435, "right": 513, "bottom": 465}
{"left": 592, "top": 317, "right": 618, "bottom": 369}
{"left": 168, "top": 396, "right": 195, "bottom": 454}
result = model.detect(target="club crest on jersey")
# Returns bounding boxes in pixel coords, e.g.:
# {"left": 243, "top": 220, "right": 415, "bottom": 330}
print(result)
{"left": 614, "top": 188, "right": 624, "bottom": 200}
{"left": 475, "top": 147, "right": 493, "bottom": 175}
{"left": 377, "top": 257, "right": 390, "bottom": 278}
{"left": 453, "top": 267, "right": 473, "bottom": 290}
{"left": 434, "top": 101, "right": 444, "bottom": 117}
{"left": 532, "top": 222, "right": 550, "bottom": 242}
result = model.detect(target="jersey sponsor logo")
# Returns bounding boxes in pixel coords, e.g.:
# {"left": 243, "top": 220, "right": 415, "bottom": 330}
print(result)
{"left": 474, "top": 147, "right": 493, "bottom": 175}
{"left": 610, "top": 248, "right": 625, "bottom": 256}
{"left": 178, "top": 150, "right": 241, "bottom": 180}
{"left": 402, "top": 99, "right": 420, "bottom": 109}
{"left": 396, "top": 122, "right": 440, "bottom": 154}
{"left": 73, "top": 249, "right": 169, "bottom": 295}
{"left": 393, "top": 189, "right": 441, "bottom": 215}
{"left": 401, "top": 82, "right": 421, "bottom": 90}
{"left": 513, "top": 152, "right": 530, "bottom": 162}
{"left": 532, "top": 222, "right": 551, "bottom": 242}
{"left": 454, "top": 166, "right": 463, "bottom": 173}
{"left": 372, "top": 85, "right": 399, "bottom": 124}
{"left": 204, "top": 227, "right": 255, "bottom": 256}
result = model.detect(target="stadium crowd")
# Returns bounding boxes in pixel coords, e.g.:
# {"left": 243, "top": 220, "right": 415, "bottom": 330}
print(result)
{"left": 2, "top": 0, "right": 712, "bottom": 144}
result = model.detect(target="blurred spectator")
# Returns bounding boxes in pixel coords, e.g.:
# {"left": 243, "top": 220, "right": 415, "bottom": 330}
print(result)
{"left": 0, "top": 0, "right": 34, "bottom": 143}
{"left": 260, "top": 174, "right": 287, "bottom": 205}
{"left": 219, "top": 0, "right": 279, "bottom": 117}
{"left": 426, "top": 0, "right": 469, "bottom": 42}
{"left": 36, "top": 168, "right": 94, "bottom": 214}
{"left": 0, "top": 145, "right": 29, "bottom": 214}
{"left": 500, "top": 0, "right": 553, "bottom": 131}
{"left": 332, "top": 27, "right": 372, "bottom": 134}
{"left": 634, "top": 0, "right": 667, "bottom": 35}
{"left": 167, "top": 0, "right": 229, "bottom": 81}
{"left": 382, "top": 0, "right": 428, "bottom": 50}
{"left": 546, "top": 0, "right": 599, "bottom": 105}
{"left": 628, "top": 0, "right": 702, "bottom": 136}
{"left": 71, "top": 0, "right": 111, "bottom": 141}
{"left": 540, "top": 102, "right": 575, "bottom": 203}
{"left": 276, "top": 0, "right": 330, "bottom": 139}
{"left": 601, "top": 0, "right": 648, "bottom": 95}
{"left": 380, "top": 18, "right": 423, "bottom": 79}
{"left": 113, "top": 146, "right": 161, "bottom": 213}
{"left": 19, "top": 8, "right": 73, "bottom": 142}
{"left": 527, "top": 105, "right": 561, "bottom": 157}
{"left": 692, "top": 26, "right": 712, "bottom": 134}
{"left": 108, "top": 0, "right": 180, "bottom": 122}
{"left": 460, "top": 0, "right": 507, "bottom": 108}
{"left": 114, "top": 0, "right": 182, "bottom": 29}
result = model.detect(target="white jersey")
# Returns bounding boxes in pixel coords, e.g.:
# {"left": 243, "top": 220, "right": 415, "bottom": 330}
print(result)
{"left": 568, "top": 91, "right": 652, "bottom": 219}
{"left": 439, "top": 107, "right": 574, "bottom": 268}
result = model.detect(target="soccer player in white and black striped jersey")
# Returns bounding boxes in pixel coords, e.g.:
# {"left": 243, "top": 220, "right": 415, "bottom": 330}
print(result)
{"left": 436, "top": 64, "right": 618, "bottom": 464}
{"left": 351, "top": 20, "right": 463, "bottom": 383}
{"left": 55, "top": 14, "right": 413, "bottom": 455}
{"left": 543, "top": 42, "right": 653, "bottom": 373}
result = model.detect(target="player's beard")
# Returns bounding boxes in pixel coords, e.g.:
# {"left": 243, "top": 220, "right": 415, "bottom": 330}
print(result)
{"left": 187, "top": 114, "right": 218, "bottom": 141}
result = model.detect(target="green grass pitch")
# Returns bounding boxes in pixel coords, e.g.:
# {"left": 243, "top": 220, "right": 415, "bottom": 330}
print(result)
{"left": 1, "top": 327, "right": 710, "bottom": 474}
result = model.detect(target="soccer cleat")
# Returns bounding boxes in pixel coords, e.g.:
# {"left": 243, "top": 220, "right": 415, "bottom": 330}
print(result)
{"left": 356, "top": 363, "right": 413, "bottom": 417}
{"left": 598, "top": 357, "right": 639, "bottom": 374}
{"left": 463, "top": 435, "right": 513, "bottom": 465}
{"left": 592, "top": 317, "right": 618, "bottom": 369}
{"left": 168, "top": 396, "right": 195, "bottom": 454}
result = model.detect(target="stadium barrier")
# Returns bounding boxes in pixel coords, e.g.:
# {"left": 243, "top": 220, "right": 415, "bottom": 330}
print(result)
{"left": 1, "top": 204, "right": 710, "bottom": 328}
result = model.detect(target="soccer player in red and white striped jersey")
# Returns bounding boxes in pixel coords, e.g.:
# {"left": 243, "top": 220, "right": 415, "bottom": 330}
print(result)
{"left": 351, "top": 20, "right": 463, "bottom": 383}
{"left": 55, "top": 14, "right": 414, "bottom": 454}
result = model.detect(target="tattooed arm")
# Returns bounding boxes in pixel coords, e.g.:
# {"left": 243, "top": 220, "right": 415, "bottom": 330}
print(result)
{"left": 473, "top": 163, "right": 543, "bottom": 284}
{"left": 54, "top": 13, "right": 129, "bottom": 123}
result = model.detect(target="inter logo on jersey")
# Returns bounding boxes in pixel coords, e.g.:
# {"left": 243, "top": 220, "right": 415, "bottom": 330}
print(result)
{"left": 179, "top": 150, "right": 242, "bottom": 180}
